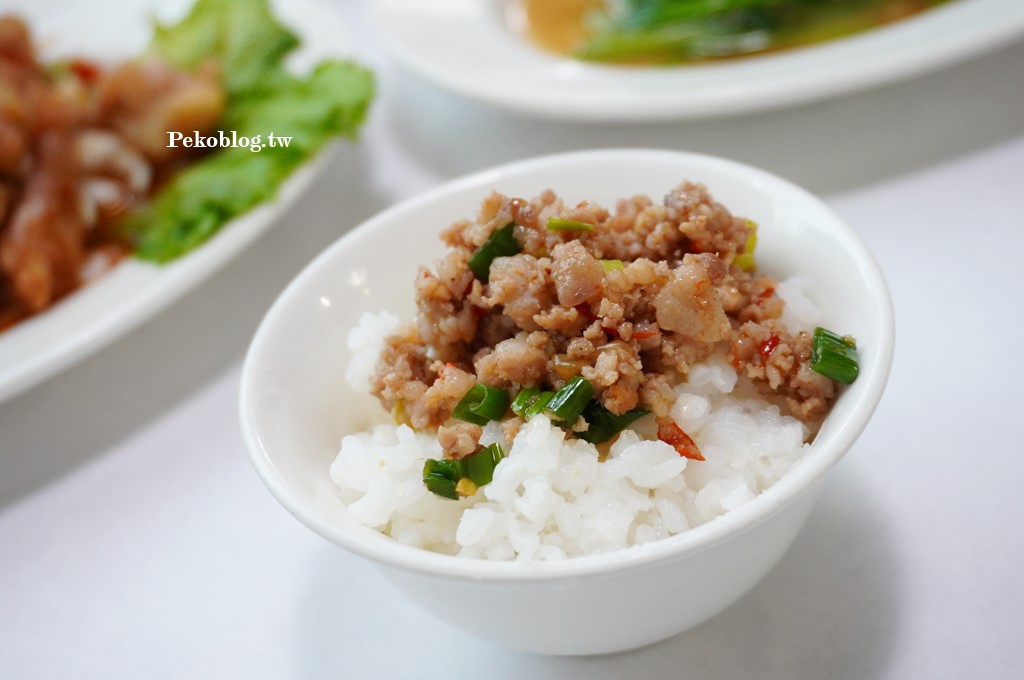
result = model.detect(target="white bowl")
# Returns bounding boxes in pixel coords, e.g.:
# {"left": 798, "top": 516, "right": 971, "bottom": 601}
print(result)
{"left": 239, "top": 149, "right": 894, "bottom": 655}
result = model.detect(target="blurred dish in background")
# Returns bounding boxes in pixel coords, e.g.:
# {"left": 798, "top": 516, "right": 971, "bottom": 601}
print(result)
{"left": 0, "top": 0, "right": 373, "bottom": 404}
{"left": 512, "top": 0, "right": 954, "bottom": 65}
{"left": 372, "top": 0, "right": 1024, "bottom": 121}
{"left": 0, "top": 16, "right": 227, "bottom": 331}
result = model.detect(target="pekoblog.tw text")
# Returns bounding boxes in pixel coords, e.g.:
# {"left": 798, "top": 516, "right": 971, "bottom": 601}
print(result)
{"left": 166, "top": 130, "right": 291, "bottom": 152}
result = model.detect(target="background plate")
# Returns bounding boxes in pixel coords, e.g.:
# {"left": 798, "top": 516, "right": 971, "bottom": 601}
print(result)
{"left": 0, "top": 0, "right": 352, "bottom": 403}
{"left": 371, "top": 0, "right": 1024, "bottom": 122}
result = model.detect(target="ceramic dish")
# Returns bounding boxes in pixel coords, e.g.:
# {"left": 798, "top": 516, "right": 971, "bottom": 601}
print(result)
{"left": 240, "top": 148, "right": 895, "bottom": 654}
{"left": 0, "top": 0, "right": 351, "bottom": 404}
{"left": 370, "top": 0, "right": 1024, "bottom": 122}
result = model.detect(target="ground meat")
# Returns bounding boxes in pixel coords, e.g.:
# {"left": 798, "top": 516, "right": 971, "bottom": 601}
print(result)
{"left": 410, "top": 362, "right": 476, "bottom": 430}
{"left": 370, "top": 183, "right": 841, "bottom": 429}
{"left": 653, "top": 254, "right": 730, "bottom": 343}
{"left": 550, "top": 240, "right": 603, "bottom": 308}
{"left": 577, "top": 340, "right": 641, "bottom": 413}
{"left": 483, "top": 255, "right": 552, "bottom": 331}
{"left": 639, "top": 373, "right": 676, "bottom": 418}
{"left": 475, "top": 336, "right": 548, "bottom": 388}
{"left": 437, "top": 422, "right": 483, "bottom": 460}
{"left": 414, "top": 249, "right": 477, "bottom": 355}
{"left": 730, "top": 321, "right": 836, "bottom": 421}
{"left": 664, "top": 182, "right": 749, "bottom": 260}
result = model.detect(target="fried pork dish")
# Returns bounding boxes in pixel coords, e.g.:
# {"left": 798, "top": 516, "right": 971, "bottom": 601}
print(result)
{"left": 0, "top": 16, "right": 223, "bottom": 329}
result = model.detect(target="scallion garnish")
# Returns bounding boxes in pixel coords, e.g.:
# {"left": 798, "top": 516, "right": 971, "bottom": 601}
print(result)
{"left": 468, "top": 222, "right": 520, "bottom": 282}
{"left": 546, "top": 217, "right": 595, "bottom": 232}
{"left": 422, "top": 443, "right": 506, "bottom": 500}
{"left": 424, "top": 476, "right": 458, "bottom": 500}
{"left": 734, "top": 220, "right": 758, "bottom": 272}
{"left": 423, "top": 458, "right": 463, "bottom": 500}
{"left": 462, "top": 443, "right": 505, "bottom": 487}
{"left": 600, "top": 259, "right": 624, "bottom": 272}
{"left": 544, "top": 375, "right": 595, "bottom": 424}
{"left": 511, "top": 387, "right": 541, "bottom": 417}
{"left": 575, "top": 403, "right": 650, "bottom": 444}
{"left": 810, "top": 326, "right": 859, "bottom": 385}
{"left": 452, "top": 384, "right": 510, "bottom": 425}
{"left": 523, "top": 391, "right": 554, "bottom": 418}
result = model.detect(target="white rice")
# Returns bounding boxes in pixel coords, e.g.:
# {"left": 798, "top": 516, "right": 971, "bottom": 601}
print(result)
{"left": 344, "top": 310, "right": 401, "bottom": 393}
{"left": 331, "top": 306, "right": 818, "bottom": 560}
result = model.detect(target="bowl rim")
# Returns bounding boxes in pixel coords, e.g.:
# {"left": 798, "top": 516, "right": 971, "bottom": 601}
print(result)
{"left": 240, "top": 147, "right": 895, "bottom": 582}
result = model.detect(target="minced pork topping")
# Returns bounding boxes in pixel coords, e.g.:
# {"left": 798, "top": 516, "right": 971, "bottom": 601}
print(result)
{"left": 370, "top": 182, "right": 836, "bottom": 451}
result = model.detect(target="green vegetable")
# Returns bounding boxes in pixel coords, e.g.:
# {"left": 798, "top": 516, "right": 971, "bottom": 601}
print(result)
{"left": 150, "top": 0, "right": 299, "bottom": 98}
{"left": 514, "top": 379, "right": 646, "bottom": 443}
{"left": 734, "top": 220, "right": 758, "bottom": 272}
{"left": 546, "top": 217, "right": 595, "bottom": 232}
{"left": 577, "top": 0, "right": 952, "bottom": 64}
{"left": 523, "top": 391, "right": 555, "bottom": 419}
{"left": 462, "top": 443, "right": 505, "bottom": 488}
{"left": 124, "top": 0, "right": 374, "bottom": 262}
{"left": 423, "top": 476, "right": 458, "bottom": 500}
{"left": 422, "top": 444, "right": 506, "bottom": 500}
{"left": 600, "top": 259, "right": 625, "bottom": 272}
{"left": 512, "top": 378, "right": 596, "bottom": 425}
{"left": 575, "top": 403, "right": 650, "bottom": 444}
{"left": 511, "top": 387, "right": 542, "bottom": 418}
{"left": 468, "top": 223, "right": 521, "bottom": 282}
{"left": 544, "top": 375, "right": 596, "bottom": 424}
{"left": 452, "top": 384, "right": 510, "bottom": 426}
{"left": 422, "top": 458, "right": 463, "bottom": 500}
{"left": 810, "top": 326, "right": 859, "bottom": 385}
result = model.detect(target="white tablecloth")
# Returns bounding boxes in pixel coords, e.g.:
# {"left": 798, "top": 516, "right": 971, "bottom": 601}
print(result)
{"left": 2, "top": 3, "right": 1023, "bottom": 678}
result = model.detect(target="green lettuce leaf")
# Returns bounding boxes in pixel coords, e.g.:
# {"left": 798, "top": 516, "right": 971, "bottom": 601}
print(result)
{"left": 150, "top": 0, "right": 299, "bottom": 97}
{"left": 126, "top": 0, "right": 374, "bottom": 263}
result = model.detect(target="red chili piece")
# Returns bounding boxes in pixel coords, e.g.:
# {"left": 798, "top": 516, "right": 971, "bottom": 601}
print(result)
{"left": 69, "top": 59, "right": 101, "bottom": 83}
{"left": 759, "top": 333, "right": 780, "bottom": 358}
{"left": 657, "top": 419, "right": 705, "bottom": 461}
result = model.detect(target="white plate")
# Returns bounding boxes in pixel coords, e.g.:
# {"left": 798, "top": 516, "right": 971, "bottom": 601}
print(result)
{"left": 371, "top": 0, "right": 1024, "bottom": 122}
{"left": 0, "top": 0, "right": 354, "bottom": 403}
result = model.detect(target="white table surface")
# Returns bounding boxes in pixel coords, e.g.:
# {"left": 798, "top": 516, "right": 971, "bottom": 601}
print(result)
{"left": 2, "top": 2, "right": 1023, "bottom": 678}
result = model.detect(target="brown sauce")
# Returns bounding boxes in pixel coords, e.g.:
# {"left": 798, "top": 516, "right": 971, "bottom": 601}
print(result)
{"left": 509, "top": 0, "right": 604, "bottom": 56}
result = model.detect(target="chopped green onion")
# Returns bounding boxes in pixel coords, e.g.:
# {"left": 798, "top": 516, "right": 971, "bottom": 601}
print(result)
{"left": 546, "top": 217, "right": 595, "bottom": 232}
{"left": 422, "top": 444, "right": 506, "bottom": 499}
{"left": 523, "top": 391, "right": 554, "bottom": 418}
{"left": 468, "top": 222, "right": 520, "bottom": 282}
{"left": 575, "top": 403, "right": 649, "bottom": 444}
{"left": 511, "top": 387, "right": 542, "bottom": 417}
{"left": 462, "top": 443, "right": 505, "bottom": 487}
{"left": 600, "top": 259, "right": 624, "bottom": 272}
{"left": 423, "top": 458, "right": 462, "bottom": 481}
{"left": 423, "top": 458, "right": 463, "bottom": 500}
{"left": 452, "top": 384, "right": 510, "bottom": 425}
{"left": 810, "top": 326, "right": 859, "bottom": 385}
{"left": 734, "top": 220, "right": 758, "bottom": 272}
{"left": 423, "top": 474, "right": 458, "bottom": 500}
{"left": 544, "top": 375, "right": 595, "bottom": 424}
